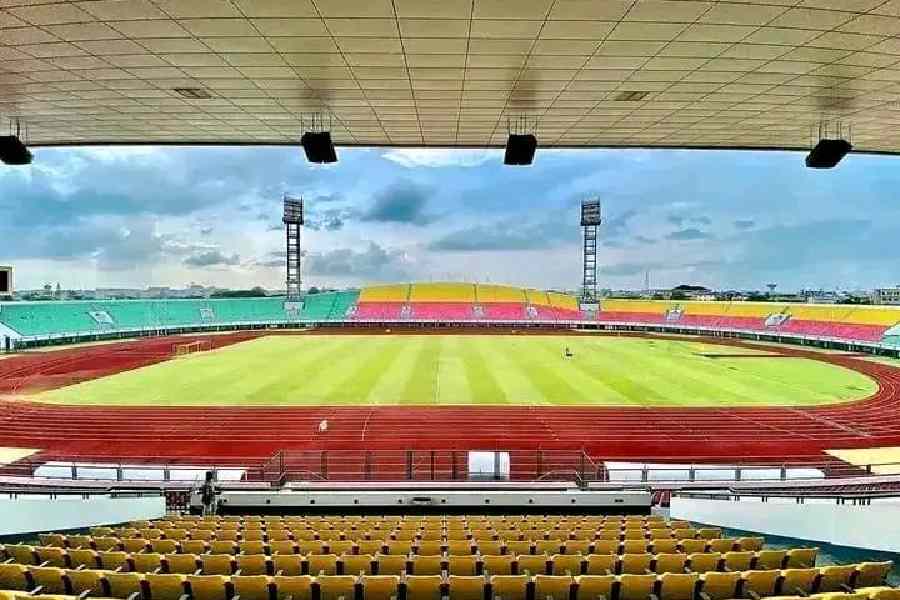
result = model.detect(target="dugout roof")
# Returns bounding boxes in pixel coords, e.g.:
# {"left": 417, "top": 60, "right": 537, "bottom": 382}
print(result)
{"left": 4, "top": 0, "right": 900, "bottom": 152}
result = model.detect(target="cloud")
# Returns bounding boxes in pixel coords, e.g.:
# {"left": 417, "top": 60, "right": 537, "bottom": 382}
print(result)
{"left": 429, "top": 217, "right": 574, "bottom": 252}
{"left": 305, "top": 208, "right": 354, "bottom": 232}
{"left": 306, "top": 242, "right": 414, "bottom": 280}
{"left": 667, "top": 213, "right": 711, "bottom": 227}
{"left": 666, "top": 228, "right": 714, "bottom": 241}
{"left": 183, "top": 250, "right": 241, "bottom": 267}
{"left": 200, "top": 226, "right": 214, "bottom": 235}
{"left": 382, "top": 149, "right": 499, "bottom": 168}
{"left": 734, "top": 219, "right": 755, "bottom": 230}
{"left": 362, "top": 180, "right": 435, "bottom": 225}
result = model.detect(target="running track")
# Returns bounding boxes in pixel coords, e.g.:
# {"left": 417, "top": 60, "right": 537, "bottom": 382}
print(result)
{"left": 1, "top": 331, "right": 900, "bottom": 468}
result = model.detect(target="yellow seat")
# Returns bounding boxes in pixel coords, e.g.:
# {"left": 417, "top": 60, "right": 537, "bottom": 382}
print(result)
{"left": 622, "top": 541, "right": 648, "bottom": 555}
{"left": 855, "top": 563, "right": 893, "bottom": 588}
{"left": 273, "top": 555, "right": 304, "bottom": 577}
{"left": 619, "top": 574, "right": 657, "bottom": 600}
{"left": 707, "top": 540, "right": 736, "bottom": 554}
{"left": 536, "top": 541, "right": 563, "bottom": 555}
{"left": 233, "top": 575, "right": 272, "bottom": 600}
{"left": 343, "top": 554, "right": 374, "bottom": 576}
{"left": 415, "top": 542, "right": 443, "bottom": 556}
{"left": 308, "top": 555, "right": 339, "bottom": 576}
{"left": 404, "top": 574, "right": 443, "bottom": 600}
{"left": 187, "top": 575, "right": 229, "bottom": 600}
{"left": 151, "top": 540, "right": 180, "bottom": 555}
{"left": 385, "top": 542, "right": 413, "bottom": 556}
{"left": 585, "top": 555, "right": 616, "bottom": 576}
{"left": 551, "top": 554, "right": 583, "bottom": 576}
{"left": 184, "top": 541, "right": 211, "bottom": 556}
{"left": 490, "top": 575, "right": 528, "bottom": 600}
{"left": 411, "top": 555, "right": 444, "bottom": 576}
{"left": 363, "top": 575, "right": 400, "bottom": 600}
{"left": 36, "top": 547, "right": 68, "bottom": 569}
{"left": 166, "top": 554, "right": 200, "bottom": 575}
{"left": 679, "top": 541, "right": 706, "bottom": 555}
{"left": 686, "top": 554, "right": 719, "bottom": 574}
{"left": 575, "top": 575, "right": 615, "bottom": 600}
{"left": 659, "top": 573, "right": 697, "bottom": 600}
{"left": 700, "top": 572, "right": 740, "bottom": 600}
{"left": 505, "top": 542, "right": 532, "bottom": 556}
{"left": 123, "top": 539, "right": 150, "bottom": 554}
{"left": 7, "top": 545, "right": 37, "bottom": 566}
{"left": 535, "top": 574, "right": 573, "bottom": 600}
{"left": 209, "top": 541, "right": 236, "bottom": 555}
{"left": 448, "top": 541, "right": 474, "bottom": 556}
{"left": 326, "top": 541, "right": 355, "bottom": 556}
{"left": 591, "top": 541, "right": 619, "bottom": 556}
{"left": 318, "top": 575, "right": 357, "bottom": 600}
{"left": 106, "top": 572, "right": 144, "bottom": 600}
{"left": 723, "top": 552, "right": 753, "bottom": 572}
{"left": 655, "top": 554, "right": 687, "bottom": 575}
{"left": 652, "top": 541, "right": 679, "bottom": 555}
{"left": 61, "top": 568, "right": 103, "bottom": 597}
{"left": 697, "top": 530, "right": 722, "bottom": 541}
{"left": 146, "top": 573, "right": 188, "bottom": 600}
{"left": 68, "top": 536, "right": 93, "bottom": 549}
{"left": 817, "top": 565, "right": 856, "bottom": 593}
{"left": 273, "top": 575, "right": 313, "bottom": 600}
{"left": 737, "top": 538, "right": 764, "bottom": 552}
{"left": 482, "top": 555, "right": 514, "bottom": 576}
{"left": 94, "top": 537, "right": 121, "bottom": 552}
{"left": 517, "top": 554, "right": 548, "bottom": 576}
{"left": 620, "top": 554, "right": 652, "bottom": 575}
{"left": 448, "top": 556, "right": 478, "bottom": 576}
{"left": 68, "top": 549, "right": 99, "bottom": 569}
{"left": 742, "top": 569, "right": 779, "bottom": 599}
{"left": 755, "top": 551, "right": 786, "bottom": 571}
{"left": 132, "top": 553, "right": 164, "bottom": 574}
{"left": 29, "top": 566, "right": 67, "bottom": 595}
{"left": 358, "top": 541, "right": 386, "bottom": 556}
{"left": 200, "top": 555, "right": 233, "bottom": 576}
{"left": 236, "top": 554, "right": 270, "bottom": 576}
{"left": 780, "top": 569, "right": 818, "bottom": 596}
{"left": 375, "top": 554, "right": 409, "bottom": 576}
{"left": 241, "top": 542, "right": 268, "bottom": 556}
{"left": 786, "top": 549, "right": 818, "bottom": 569}
{"left": 448, "top": 575, "right": 485, "bottom": 600}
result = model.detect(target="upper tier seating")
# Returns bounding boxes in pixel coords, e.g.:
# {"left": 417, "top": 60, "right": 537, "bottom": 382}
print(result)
{"left": 408, "top": 303, "right": 477, "bottom": 321}
{"left": 410, "top": 283, "right": 476, "bottom": 303}
{"left": 358, "top": 285, "right": 410, "bottom": 303}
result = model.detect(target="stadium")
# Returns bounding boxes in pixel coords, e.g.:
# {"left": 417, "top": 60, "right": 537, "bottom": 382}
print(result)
{"left": 3, "top": 1, "right": 900, "bottom": 599}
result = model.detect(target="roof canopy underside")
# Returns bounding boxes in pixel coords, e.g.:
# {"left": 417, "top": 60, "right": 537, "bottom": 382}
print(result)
{"left": 5, "top": 0, "right": 900, "bottom": 151}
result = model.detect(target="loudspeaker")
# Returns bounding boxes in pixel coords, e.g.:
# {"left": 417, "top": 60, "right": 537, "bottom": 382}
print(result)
{"left": 301, "top": 131, "right": 337, "bottom": 163}
{"left": 0, "top": 136, "right": 32, "bottom": 165}
{"left": 504, "top": 133, "right": 537, "bottom": 165}
{"left": 805, "top": 138, "right": 851, "bottom": 169}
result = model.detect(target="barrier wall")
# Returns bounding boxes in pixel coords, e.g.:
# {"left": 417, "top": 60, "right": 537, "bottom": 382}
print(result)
{"left": 0, "top": 494, "right": 165, "bottom": 536}
{"left": 671, "top": 496, "right": 900, "bottom": 552}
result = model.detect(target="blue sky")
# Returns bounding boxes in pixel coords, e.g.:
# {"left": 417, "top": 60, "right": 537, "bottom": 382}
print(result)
{"left": 1, "top": 145, "right": 899, "bottom": 292}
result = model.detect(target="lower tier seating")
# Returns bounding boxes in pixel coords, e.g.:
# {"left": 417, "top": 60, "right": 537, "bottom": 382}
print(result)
{"left": 0, "top": 564, "right": 895, "bottom": 600}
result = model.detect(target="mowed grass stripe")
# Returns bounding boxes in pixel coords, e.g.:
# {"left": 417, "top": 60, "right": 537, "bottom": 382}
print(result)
{"left": 317, "top": 338, "right": 407, "bottom": 404}
{"left": 400, "top": 336, "right": 441, "bottom": 404}
{"left": 31, "top": 335, "right": 878, "bottom": 407}
{"left": 459, "top": 336, "right": 508, "bottom": 404}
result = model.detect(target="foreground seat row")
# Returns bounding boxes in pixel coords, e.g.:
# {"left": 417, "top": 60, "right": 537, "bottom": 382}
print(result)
{"left": 0, "top": 549, "right": 824, "bottom": 575}
{"left": 0, "top": 565, "right": 894, "bottom": 600}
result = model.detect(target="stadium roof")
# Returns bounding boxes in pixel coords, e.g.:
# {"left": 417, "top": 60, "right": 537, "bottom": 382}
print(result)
{"left": 4, "top": 0, "right": 900, "bottom": 152}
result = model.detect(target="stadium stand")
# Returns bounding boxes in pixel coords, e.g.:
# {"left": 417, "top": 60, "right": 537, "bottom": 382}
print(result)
{"left": 1, "top": 515, "right": 895, "bottom": 600}
{"left": 3, "top": 287, "right": 899, "bottom": 345}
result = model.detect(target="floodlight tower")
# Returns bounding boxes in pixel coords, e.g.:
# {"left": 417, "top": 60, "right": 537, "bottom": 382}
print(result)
{"left": 283, "top": 194, "right": 304, "bottom": 303}
{"left": 581, "top": 199, "right": 602, "bottom": 305}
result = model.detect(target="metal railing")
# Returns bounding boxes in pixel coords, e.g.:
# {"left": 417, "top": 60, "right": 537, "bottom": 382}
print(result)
{"left": 675, "top": 489, "right": 900, "bottom": 505}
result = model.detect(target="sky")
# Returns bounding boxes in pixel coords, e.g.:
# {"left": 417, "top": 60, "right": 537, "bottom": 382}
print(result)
{"left": 1, "top": 145, "right": 899, "bottom": 293}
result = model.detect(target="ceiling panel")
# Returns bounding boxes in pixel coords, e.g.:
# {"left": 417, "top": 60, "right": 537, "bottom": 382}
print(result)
{"left": 1, "top": 0, "right": 899, "bottom": 152}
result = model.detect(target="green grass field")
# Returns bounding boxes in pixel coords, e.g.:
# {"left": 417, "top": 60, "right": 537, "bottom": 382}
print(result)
{"left": 31, "top": 335, "right": 878, "bottom": 407}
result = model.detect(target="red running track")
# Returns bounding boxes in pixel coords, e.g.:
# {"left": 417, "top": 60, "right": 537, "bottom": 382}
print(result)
{"left": 1, "top": 332, "right": 900, "bottom": 466}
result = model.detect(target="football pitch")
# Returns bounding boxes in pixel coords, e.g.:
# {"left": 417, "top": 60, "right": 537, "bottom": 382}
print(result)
{"left": 32, "top": 334, "right": 877, "bottom": 407}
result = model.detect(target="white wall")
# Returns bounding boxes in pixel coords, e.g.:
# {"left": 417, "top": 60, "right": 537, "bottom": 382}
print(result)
{"left": 671, "top": 496, "right": 900, "bottom": 552}
{"left": 0, "top": 495, "right": 165, "bottom": 535}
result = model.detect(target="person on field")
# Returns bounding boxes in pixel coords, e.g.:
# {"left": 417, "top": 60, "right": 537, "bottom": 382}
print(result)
{"left": 318, "top": 418, "right": 329, "bottom": 433}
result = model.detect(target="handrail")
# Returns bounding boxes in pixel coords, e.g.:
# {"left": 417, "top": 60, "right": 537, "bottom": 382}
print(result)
{"left": 675, "top": 490, "right": 900, "bottom": 501}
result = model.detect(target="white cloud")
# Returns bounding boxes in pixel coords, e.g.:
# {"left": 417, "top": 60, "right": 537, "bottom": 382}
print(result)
{"left": 381, "top": 148, "right": 500, "bottom": 168}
